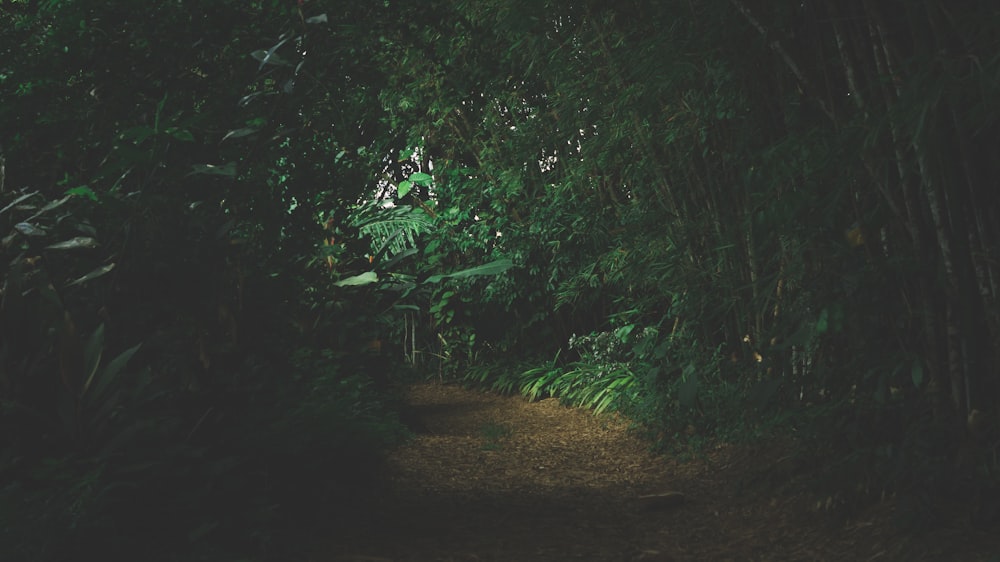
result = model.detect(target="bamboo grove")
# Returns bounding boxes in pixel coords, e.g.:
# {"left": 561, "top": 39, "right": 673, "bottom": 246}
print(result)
{"left": 369, "top": 0, "right": 1000, "bottom": 503}
{"left": 2, "top": 0, "right": 999, "bottom": 557}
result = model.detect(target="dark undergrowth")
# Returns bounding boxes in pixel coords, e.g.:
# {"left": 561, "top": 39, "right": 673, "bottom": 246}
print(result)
{"left": 0, "top": 342, "right": 410, "bottom": 562}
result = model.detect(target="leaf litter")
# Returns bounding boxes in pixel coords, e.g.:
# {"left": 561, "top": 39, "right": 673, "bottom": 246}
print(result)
{"left": 316, "top": 383, "right": 1000, "bottom": 561}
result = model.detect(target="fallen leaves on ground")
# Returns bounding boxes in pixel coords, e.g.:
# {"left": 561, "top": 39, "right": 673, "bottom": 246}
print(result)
{"left": 315, "top": 382, "right": 1000, "bottom": 561}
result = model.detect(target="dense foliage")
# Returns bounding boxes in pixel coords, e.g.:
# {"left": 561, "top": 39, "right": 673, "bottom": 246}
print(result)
{"left": 2, "top": 0, "right": 999, "bottom": 559}
{"left": 0, "top": 2, "right": 410, "bottom": 560}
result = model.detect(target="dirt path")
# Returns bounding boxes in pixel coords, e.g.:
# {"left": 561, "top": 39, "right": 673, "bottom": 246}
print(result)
{"left": 316, "top": 383, "right": 1000, "bottom": 561}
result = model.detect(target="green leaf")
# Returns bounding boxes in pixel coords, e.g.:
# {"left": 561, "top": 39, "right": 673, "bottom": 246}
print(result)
{"left": 64, "top": 186, "right": 98, "bottom": 201}
{"left": 409, "top": 172, "right": 433, "bottom": 186}
{"left": 614, "top": 324, "right": 635, "bottom": 342}
{"left": 335, "top": 271, "right": 378, "bottom": 286}
{"left": 425, "top": 258, "right": 514, "bottom": 283}
{"left": 397, "top": 180, "right": 412, "bottom": 198}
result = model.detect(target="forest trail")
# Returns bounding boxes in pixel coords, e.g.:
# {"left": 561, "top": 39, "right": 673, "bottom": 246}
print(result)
{"left": 315, "top": 383, "right": 999, "bottom": 561}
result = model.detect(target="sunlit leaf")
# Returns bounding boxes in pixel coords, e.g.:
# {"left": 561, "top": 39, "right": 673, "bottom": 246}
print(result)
{"left": 334, "top": 271, "right": 378, "bottom": 286}
{"left": 614, "top": 324, "right": 635, "bottom": 342}
{"left": 397, "top": 180, "right": 412, "bottom": 198}
{"left": 409, "top": 172, "right": 433, "bottom": 185}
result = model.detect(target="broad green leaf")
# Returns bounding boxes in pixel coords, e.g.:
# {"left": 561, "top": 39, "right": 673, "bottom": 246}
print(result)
{"left": 425, "top": 258, "right": 513, "bottom": 283}
{"left": 614, "top": 324, "right": 635, "bottom": 342}
{"left": 410, "top": 172, "right": 433, "bottom": 185}
{"left": 397, "top": 180, "right": 412, "bottom": 198}
{"left": 45, "top": 237, "right": 98, "bottom": 250}
{"left": 334, "top": 271, "right": 378, "bottom": 286}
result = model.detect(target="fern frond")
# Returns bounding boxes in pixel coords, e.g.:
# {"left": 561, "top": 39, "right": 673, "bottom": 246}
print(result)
{"left": 349, "top": 204, "right": 435, "bottom": 259}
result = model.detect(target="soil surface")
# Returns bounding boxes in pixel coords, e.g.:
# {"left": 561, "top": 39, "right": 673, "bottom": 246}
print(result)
{"left": 316, "top": 382, "right": 1000, "bottom": 561}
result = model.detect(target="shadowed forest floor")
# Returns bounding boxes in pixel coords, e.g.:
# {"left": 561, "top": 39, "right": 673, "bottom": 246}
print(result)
{"left": 314, "top": 383, "right": 1000, "bottom": 561}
